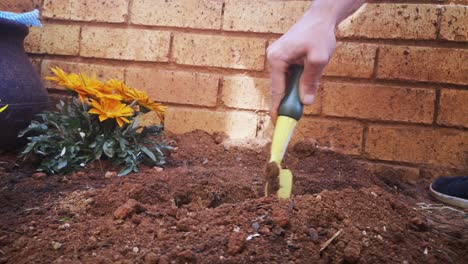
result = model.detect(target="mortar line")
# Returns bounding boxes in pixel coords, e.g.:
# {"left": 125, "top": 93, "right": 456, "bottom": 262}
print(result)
{"left": 37, "top": 19, "right": 468, "bottom": 50}
{"left": 435, "top": 5, "right": 443, "bottom": 40}
{"left": 361, "top": 123, "right": 369, "bottom": 158}
{"left": 126, "top": 0, "right": 134, "bottom": 25}
{"left": 433, "top": 87, "right": 442, "bottom": 126}
{"left": 32, "top": 54, "right": 468, "bottom": 91}
{"left": 370, "top": 47, "right": 380, "bottom": 80}
{"left": 220, "top": 1, "right": 226, "bottom": 30}
{"left": 167, "top": 33, "right": 175, "bottom": 63}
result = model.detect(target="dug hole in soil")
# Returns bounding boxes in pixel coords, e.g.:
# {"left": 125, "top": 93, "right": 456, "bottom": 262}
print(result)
{"left": 0, "top": 131, "right": 467, "bottom": 263}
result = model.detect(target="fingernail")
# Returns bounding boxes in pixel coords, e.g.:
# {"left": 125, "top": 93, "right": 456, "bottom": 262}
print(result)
{"left": 303, "top": 94, "right": 315, "bottom": 104}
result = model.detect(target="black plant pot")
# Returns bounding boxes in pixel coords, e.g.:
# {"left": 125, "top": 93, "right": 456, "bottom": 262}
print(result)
{"left": 0, "top": 18, "right": 50, "bottom": 150}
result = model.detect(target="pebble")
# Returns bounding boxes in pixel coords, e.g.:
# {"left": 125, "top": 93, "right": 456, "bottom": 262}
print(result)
{"left": 58, "top": 223, "right": 70, "bottom": 230}
{"left": 51, "top": 241, "right": 62, "bottom": 250}
{"left": 153, "top": 166, "right": 164, "bottom": 172}
{"left": 133, "top": 247, "right": 140, "bottom": 253}
{"left": 113, "top": 199, "right": 146, "bottom": 220}
{"left": 85, "top": 198, "right": 95, "bottom": 205}
{"left": 105, "top": 171, "right": 117, "bottom": 179}
{"left": 308, "top": 228, "right": 319, "bottom": 241}
{"left": 202, "top": 159, "right": 209, "bottom": 165}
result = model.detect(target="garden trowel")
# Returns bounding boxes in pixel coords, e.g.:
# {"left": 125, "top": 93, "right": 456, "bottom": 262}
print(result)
{"left": 265, "top": 65, "right": 304, "bottom": 199}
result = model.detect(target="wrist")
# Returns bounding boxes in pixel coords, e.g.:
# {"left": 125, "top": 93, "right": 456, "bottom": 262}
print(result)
{"left": 302, "top": 6, "right": 338, "bottom": 33}
{"left": 307, "top": 1, "right": 340, "bottom": 26}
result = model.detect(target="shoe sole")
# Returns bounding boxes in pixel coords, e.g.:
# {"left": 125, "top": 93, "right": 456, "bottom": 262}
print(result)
{"left": 429, "top": 183, "right": 468, "bottom": 209}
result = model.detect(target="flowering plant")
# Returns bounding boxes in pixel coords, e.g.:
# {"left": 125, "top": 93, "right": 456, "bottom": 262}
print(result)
{"left": 20, "top": 67, "right": 170, "bottom": 176}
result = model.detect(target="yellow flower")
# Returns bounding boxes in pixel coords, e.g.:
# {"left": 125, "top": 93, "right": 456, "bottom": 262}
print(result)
{"left": 47, "top": 67, "right": 122, "bottom": 102}
{"left": 109, "top": 79, "right": 166, "bottom": 121}
{"left": 139, "top": 98, "right": 167, "bottom": 121}
{"left": 108, "top": 79, "right": 147, "bottom": 101}
{"left": 46, "top": 67, "right": 80, "bottom": 88}
{"left": 88, "top": 98, "right": 134, "bottom": 127}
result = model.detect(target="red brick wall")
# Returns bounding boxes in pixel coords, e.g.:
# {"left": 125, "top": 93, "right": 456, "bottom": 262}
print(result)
{"left": 1, "top": 0, "right": 467, "bottom": 179}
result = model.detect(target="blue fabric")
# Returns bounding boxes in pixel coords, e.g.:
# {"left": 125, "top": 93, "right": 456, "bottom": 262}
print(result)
{"left": 0, "top": 9, "right": 42, "bottom": 27}
{"left": 432, "top": 176, "right": 468, "bottom": 199}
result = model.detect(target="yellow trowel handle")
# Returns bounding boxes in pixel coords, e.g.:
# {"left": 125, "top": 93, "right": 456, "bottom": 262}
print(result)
{"left": 270, "top": 65, "right": 304, "bottom": 164}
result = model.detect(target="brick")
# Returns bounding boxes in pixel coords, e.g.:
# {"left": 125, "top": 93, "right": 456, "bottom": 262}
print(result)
{"left": 126, "top": 68, "right": 219, "bottom": 107}
{"left": 25, "top": 24, "right": 80, "bottom": 55}
{"left": 222, "top": 0, "right": 311, "bottom": 34}
{"left": 43, "top": 0, "right": 128, "bottom": 23}
{"left": 173, "top": 33, "right": 266, "bottom": 70}
{"left": 337, "top": 4, "right": 438, "bottom": 40}
{"left": 165, "top": 107, "right": 258, "bottom": 139}
{"left": 41, "top": 60, "right": 125, "bottom": 90}
{"left": 323, "top": 82, "right": 435, "bottom": 123}
{"left": 131, "top": 0, "right": 223, "bottom": 29}
{"left": 360, "top": 161, "right": 420, "bottom": 182}
{"left": 366, "top": 125, "right": 468, "bottom": 167}
{"left": 222, "top": 75, "right": 321, "bottom": 115}
{"left": 440, "top": 5, "right": 468, "bottom": 42}
{"left": 377, "top": 46, "right": 468, "bottom": 85}
{"left": 325, "top": 42, "right": 377, "bottom": 78}
{"left": 222, "top": 76, "right": 269, "bottom": 111}
{"left": 0, "top": 0, "right": 41, "bottom": 12}
{"left": 294, "top": 118, "right": 364, "bottom": 155}
{"left": 81, "top": 27, "right": 171, "bottom": 62}
{"left": 438, "top": 89, "right": 468, "bottom": 128}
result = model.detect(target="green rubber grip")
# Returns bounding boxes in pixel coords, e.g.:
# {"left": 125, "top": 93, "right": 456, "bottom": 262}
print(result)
{"left": 278, "top": 64, "right": 304, "bottom": 121}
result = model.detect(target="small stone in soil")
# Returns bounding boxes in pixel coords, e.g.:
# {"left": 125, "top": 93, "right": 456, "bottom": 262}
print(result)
{"left": 51, "top": 241, "right": 62, "bottom": 250}
{"left": 113, "top": 199, "right": 146, "bottom": 220}
{"left": 105, "top": 171, "right": 117, "bottom": 179}
{"left": 202, "top": 158, "right": 209, "bottom": 165}
{"left": 58, "top": 223, "right": 70, "bottom": 230}
{"left": 252, "top": 221, "right": 260, "bottom": 231}
{"left": 227, "top": 232, "right": 247, "bottom": 255}
{"left": 308, "top": 228, "right": 319, "bottom": 241}
{"left": 133, "top": 247, "right": 139, "bottom": 253}
{"left": 153, "top": 166, "right": 164, "bottom": 172}
{"left": 84, "top": 198, "right": 95, "bottom": 205}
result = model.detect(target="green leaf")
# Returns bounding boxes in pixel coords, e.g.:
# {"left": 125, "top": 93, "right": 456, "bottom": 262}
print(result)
{"left": 141, "top": 146, "right": 156, "bottom": 162}
{"left": 59, "top": 216, "right": 71, "bottom": 223}
{"left": 118, "top": 166, "right": 134, "bottom": 176}
{"left": 57, "top": 160, "right": 68, "bottom": 170}
{"left": 103, "top": 140, "right": 115, "bottom": 157}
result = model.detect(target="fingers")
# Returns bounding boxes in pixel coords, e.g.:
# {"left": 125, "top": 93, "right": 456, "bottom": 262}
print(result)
{"left": 299, "top": 53, "right": 328, "bottom": 105}
{"left": 268, "top": 61, "right": 289, "bottom": 123}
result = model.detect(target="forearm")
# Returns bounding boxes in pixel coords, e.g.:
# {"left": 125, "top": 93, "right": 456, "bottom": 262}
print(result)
{"left": 305, "top": 0, "right": 368, "bottom": 27}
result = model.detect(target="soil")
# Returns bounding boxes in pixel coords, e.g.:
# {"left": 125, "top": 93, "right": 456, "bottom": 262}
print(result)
{"left": 0, "top": 130, "right": 467, "bottom": 264}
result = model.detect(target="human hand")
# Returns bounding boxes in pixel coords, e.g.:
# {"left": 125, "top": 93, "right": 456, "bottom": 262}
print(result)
{"left": 267, "top": 11, "right": 337, "bottom": 122}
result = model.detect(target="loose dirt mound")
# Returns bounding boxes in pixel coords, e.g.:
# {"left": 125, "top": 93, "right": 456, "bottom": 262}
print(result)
{"left": 0, "top": 131, "right": 466, "bottom": 263}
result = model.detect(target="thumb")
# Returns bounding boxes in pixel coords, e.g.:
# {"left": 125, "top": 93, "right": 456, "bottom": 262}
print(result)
{"left": 299, "top": 57, "right": 326, "bottom": 105}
